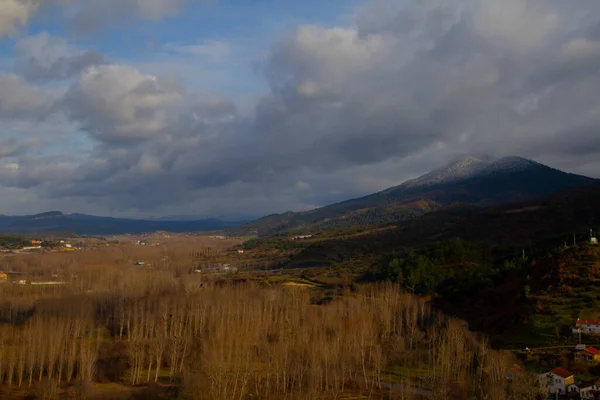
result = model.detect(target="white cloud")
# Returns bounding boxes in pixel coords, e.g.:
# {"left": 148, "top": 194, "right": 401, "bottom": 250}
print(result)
{"left": 63, "top": 65, "right": 183, "bottom": 142}
{"left": 269, "top": 26, "right": 387, "bottom": 92}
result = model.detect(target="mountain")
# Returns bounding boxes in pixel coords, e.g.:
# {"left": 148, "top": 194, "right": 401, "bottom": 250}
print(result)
{"left": 284, "top": 182, "right": 600, "bottom": 268}
{"left": 231, "top": 156, "right": 597, "bottom": 236}
{"left": 391, "top": 155, "right": 486, "bottom": 189}
{"left": 0, "top": 212, "right": 245, "bottom": 235}
{"left": 278, "top": 182, "right": 600, "bottom": 347}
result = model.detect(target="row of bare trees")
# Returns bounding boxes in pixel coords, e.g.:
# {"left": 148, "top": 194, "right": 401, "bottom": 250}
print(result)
{"left": 0, "top": 316, "right": 98, "bottom": 387}
{"left": 0, "top": 241, "right": 544, "bottom": 399}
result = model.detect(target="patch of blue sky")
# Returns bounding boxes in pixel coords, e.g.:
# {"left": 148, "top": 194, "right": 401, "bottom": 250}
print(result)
{"left": 0, "top": 0, "right": 362, "bottom": 123}
{"left": 0, "top": 117, "right": 94, "bottom": 161}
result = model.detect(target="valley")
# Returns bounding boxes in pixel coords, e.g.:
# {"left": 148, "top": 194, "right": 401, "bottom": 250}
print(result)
{"left": 2, "top": 0, "right": 599, "bottom": 397}
{"left": 0, "top": 156, "right": 598, "bottom": 399}
{"left": 0, "top": 231, "right": 543, "bottom": 400}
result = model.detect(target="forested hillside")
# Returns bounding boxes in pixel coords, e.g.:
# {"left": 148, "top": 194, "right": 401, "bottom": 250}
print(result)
{"left": 254, "top": 183, "right": 600, "bottom": 347}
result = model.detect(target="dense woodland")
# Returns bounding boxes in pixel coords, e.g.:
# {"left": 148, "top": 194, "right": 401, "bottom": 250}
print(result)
{"left": 0, "top": 239, "right": 544, "bottom": 400}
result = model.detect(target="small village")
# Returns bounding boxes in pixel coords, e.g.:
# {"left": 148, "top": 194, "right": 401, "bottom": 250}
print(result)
{"left": 503, "top": 318, "right": 600, "bottom": 399}
{"left": 500, "top": 231, "right": 600, "bottom": 399}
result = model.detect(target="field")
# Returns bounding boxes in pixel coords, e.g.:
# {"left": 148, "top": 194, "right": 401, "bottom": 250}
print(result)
{"left": 0, "top": 234, "right": 543, "bottom": 400}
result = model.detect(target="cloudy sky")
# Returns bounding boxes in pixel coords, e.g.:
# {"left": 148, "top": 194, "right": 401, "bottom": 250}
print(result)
{"left": 0, "top": 0, "right": 599, "bottom": 219}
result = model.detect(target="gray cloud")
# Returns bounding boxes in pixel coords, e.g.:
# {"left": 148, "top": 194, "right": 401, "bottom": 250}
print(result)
{"left": 0, "top": 156, "right": 76, "bottom": 189}
{"left": 0, "top": 74, "right": 54, "bottom": 119}
{"left": 0, "top": 0, "right": 199, "bottom": 38}
{"left": 60, "top": 0, "right": 198, "bottom": 34}
{"left": 15, "top": 33, "right": 104, "bottom": 81}
{"left": 0, "top": 138, "right": 37, "bottom": 158}
{"left": 3, "top": 0, "right": 600, "bottom": 217}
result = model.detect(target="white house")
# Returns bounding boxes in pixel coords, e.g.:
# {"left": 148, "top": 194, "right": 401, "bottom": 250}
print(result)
{"left": 573, "top": 319, "right": 600, "bottom": 335}
{"left": 292, "top": 235, "right": 313, "bottom": 240}
{"left": 571, "top": 382, "right": 600, "bottom": 399}
{"left": 568, "top": 382, "right": 581, "bottom": 396}
{"left": 581, "top": 382, "right": 600, "bottom": 399}
{"left": 539, "top": 368, "right": 575, "bottom": 394}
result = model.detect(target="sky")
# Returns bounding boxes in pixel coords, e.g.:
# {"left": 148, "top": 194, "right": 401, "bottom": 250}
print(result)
{"left": 0, "top": 0, "right": 600, "bottom": 219}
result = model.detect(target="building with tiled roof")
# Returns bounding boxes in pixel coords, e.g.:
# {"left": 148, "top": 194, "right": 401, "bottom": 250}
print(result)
{"left": 539, "top": 368, "right": 575, "bottom": 394}
{"left": 575, "top": 346, "right": 600, "bottom": 364}
{"left": 573, "top": 319, "right": 600, "bottom": 335}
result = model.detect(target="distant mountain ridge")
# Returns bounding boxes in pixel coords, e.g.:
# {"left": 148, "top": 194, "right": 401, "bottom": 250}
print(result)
{"left": 0, "top": 212, "right": 246, "bottom": 235}
{"left": 231, "top": 155, "right": 597, "bottom": 236}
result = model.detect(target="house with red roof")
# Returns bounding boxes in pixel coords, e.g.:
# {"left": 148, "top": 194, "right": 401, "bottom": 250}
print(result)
{"left": 573, "top": 319, "right": 600, "bottom": 335}
{"left": 539, "top": 367, "right": 575, "bottom": 395}
{"left": 581, "top": 381, "right": 600, "bottom": 399}
{"left": 575, "top": 346, "right": 600, "bottom": 364}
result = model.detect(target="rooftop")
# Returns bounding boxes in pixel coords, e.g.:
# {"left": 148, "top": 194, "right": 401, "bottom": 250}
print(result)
{"left": 576, "top": 319, "right": 600, "bottom": 325}
{"left": 551, "top": 367, "right": 574, "bottom": 379}
{"left": 585, "top": 347, "right": 600, "bottom": 355}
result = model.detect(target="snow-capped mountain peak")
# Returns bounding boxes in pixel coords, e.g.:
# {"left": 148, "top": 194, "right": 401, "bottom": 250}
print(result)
{"left": 381, "top": 155, "right": 550, "bottom": 195}
{"left": 480, "top": 156, "right": 540, "bottom": 174}
{"left": 399, "top": 156, "right": 486, "bottom": 189}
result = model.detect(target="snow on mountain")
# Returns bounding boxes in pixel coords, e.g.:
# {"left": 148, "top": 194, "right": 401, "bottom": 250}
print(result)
{"left": 398, "top": 156, "right": 486, "bottom": 189}
{"left": 382, "top": 155, "right": 547, "bottom": 194}
{"left": 478, "top": 156, "right": 541, "bottom": 174}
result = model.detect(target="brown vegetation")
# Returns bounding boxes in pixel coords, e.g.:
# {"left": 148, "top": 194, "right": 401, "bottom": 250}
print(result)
{"left": 0, "top": 239, "right": 542, "bottom": 399}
